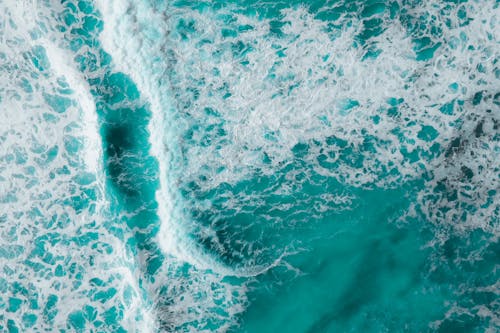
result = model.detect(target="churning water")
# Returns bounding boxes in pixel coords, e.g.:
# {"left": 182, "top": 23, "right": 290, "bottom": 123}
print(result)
{"left": 0, "top": 0, "right": 499, "bottom": 332}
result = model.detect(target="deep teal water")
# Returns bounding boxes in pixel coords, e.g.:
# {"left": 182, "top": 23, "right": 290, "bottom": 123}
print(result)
{"left": 0, "top": 0, "right": 498, "bottom": 332}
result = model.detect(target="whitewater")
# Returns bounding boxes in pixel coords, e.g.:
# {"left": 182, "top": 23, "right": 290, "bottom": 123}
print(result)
{"left": 0, "top": 0, "right": 498, "bottom": 332}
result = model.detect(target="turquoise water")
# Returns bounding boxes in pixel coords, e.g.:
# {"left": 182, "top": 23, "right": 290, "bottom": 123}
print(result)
{"left": 0, "top": 0, "right": 498, "bottom": 332}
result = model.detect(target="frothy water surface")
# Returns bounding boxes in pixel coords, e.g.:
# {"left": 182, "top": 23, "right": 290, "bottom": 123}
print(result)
{"left": 1, "top": 0, "right": 498, "bottom": 332}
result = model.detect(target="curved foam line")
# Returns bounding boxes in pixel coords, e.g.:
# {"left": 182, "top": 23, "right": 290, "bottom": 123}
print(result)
{"left": 95, "top": 0, "right": 246, "bottom": 277}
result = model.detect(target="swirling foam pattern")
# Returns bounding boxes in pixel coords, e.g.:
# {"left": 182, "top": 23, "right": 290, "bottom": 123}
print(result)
{"left": 0, "top": 0, "right": 498, "bottom": 332}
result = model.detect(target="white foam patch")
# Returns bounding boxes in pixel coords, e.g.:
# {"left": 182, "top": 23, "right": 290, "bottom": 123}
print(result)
{"left": 171, "top": 4, "right": 492, "bottom": 181}
{"left": 0, "top": 1, "right": 152, "bottom": 331}
{"left": 160, "top": 1, "right": 498, "bottom": 233}
{"left": 43, "top": 42, "right": 101, "bottom": 173}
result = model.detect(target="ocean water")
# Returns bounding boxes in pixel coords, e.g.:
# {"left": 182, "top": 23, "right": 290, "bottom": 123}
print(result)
{"left": 0, "top": 0, "right": 498, "bottom": 332}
